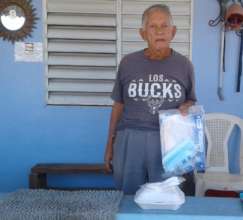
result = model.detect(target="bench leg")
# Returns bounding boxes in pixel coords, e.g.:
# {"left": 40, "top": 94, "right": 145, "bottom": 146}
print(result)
{"left": 29, "top": 173, "right": 47, "bottom": 189}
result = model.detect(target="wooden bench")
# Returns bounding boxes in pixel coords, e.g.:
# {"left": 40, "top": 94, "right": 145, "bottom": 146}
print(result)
{"left": 29, "top": 163, "right": 113, "bottom": 190}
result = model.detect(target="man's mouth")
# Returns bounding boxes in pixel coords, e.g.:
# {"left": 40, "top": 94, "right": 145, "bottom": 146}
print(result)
{"left": 156, "top": 39, "right": 166, "bottom": 42}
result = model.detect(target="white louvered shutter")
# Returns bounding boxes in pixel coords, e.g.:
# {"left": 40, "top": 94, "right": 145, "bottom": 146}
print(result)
{"left": 46, "top": 0, "right": 117, "bottom": 105}
{"left": 122, "top": 0, "right": 191, "bottom": 57}
{"left": 45, "top": 0, "right": 192, "bottom": 106}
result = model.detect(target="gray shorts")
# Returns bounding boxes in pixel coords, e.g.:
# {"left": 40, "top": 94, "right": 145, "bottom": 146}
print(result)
{"left": 112, "top": 128, "right": 163, "bottom": 194}
{"left": 112, "top": 128, "right": 195, "bottom": 195}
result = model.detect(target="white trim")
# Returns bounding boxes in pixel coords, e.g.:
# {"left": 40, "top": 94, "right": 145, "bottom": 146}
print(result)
{"left": 116, "top": 0, "right": 122, "bottom": 69}
{"left": 190, "top": 0, "right": 194, "bottom": 61}
{"left": 43, "top": 0, "right": 49, "bottom": 104}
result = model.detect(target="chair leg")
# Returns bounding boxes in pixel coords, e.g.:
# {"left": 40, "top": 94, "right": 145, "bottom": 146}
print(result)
{"left": 195, "top": 179, "right": 206, "bottom": 197}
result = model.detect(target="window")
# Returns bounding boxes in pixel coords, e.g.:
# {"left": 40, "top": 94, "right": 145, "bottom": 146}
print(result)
{"left": 45, "top": 0, "right": 192, "bottom": 106}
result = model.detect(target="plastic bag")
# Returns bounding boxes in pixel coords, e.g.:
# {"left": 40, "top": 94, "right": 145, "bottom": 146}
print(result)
{"left": 134, "top": 177, "right": 185, "bottom": 210}
{"left": 159, "top": 105, "right": 205, "bottom": 176}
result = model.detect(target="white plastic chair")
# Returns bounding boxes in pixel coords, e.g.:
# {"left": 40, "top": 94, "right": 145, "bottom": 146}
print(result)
{"left": 195, "top": 113, "right": 243, "bottom": 196}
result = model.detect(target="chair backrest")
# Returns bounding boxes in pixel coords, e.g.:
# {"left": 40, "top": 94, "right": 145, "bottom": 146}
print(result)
{"left": 205, "top": 113, "right": 243, "bottom": 173}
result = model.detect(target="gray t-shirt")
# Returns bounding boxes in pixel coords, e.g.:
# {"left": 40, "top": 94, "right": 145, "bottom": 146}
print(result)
{"left": 111, "top": 49, "right": 197, "bottom": 130}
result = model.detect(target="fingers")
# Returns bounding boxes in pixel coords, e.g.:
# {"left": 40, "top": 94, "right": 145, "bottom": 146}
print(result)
{"left": 179, "top": 105, "right": 189, "bottom": 116}
{"left": 104, "top": 160, "right": 113, "bottom": 173}
{"left": 104, "top": 146, "right": 113, "bottom": 173}
{"left": 179, "top": 108, "right": 188, "bottom": 116}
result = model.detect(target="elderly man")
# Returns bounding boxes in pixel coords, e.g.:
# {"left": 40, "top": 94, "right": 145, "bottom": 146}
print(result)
{"left": 104, "top": 4, "right": 196, "bottom": 195}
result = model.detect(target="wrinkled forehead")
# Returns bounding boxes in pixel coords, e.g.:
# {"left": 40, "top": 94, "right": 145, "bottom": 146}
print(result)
{"left": 145, "top": 10, "right": 172, "bottom": 25}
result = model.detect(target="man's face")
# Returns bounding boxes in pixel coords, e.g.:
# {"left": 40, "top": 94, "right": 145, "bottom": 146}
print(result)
{"left": 140, "top": 10, "right": 176, "bottom": 51}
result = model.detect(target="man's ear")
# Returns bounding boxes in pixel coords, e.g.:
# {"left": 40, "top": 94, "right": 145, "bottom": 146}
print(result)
{"left": 139, "top": 28, "right": 147, "bottom": 41}
{"left": 171, "top": 26, "right": 177, "bottom": 40}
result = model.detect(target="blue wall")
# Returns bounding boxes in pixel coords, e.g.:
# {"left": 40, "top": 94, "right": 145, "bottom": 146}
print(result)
{"left": 0, "top": 0, "right": 242, "bottom": 192}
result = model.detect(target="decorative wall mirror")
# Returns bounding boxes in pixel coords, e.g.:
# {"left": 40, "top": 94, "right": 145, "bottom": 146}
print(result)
{"left": 0, "top": 0, "right": 38, "bottom": 43}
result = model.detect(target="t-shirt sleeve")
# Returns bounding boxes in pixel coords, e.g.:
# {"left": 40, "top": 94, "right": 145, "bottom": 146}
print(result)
{"left": 186, "top": 61, "right": 197, "bottom": 102}
{"left": 111, "top": 65, "right": 124, "bottom": 103}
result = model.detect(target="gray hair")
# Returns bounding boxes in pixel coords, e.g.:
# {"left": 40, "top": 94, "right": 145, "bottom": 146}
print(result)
{"left": 141, "top": 4, "right": 174, "bottom": 29}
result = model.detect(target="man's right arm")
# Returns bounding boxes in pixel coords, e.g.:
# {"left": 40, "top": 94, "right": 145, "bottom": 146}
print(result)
{"left": 104, "top": 101, "right": 124, "bottom": 172}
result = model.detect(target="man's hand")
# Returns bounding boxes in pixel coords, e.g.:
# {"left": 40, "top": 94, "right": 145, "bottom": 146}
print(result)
{"left": 179, "top": 100, "right": 194, "bottom": 116}
{"left": 104, "top": 143, "right": 113, "bottom": 173}
{"left": 104, "top": 102, "right": 124, "bottom": 173}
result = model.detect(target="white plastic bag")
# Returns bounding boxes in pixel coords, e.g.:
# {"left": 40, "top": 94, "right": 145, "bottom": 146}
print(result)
{"left": 134, "top": 177, "right": 185, "bottom": 210}
{"left": 159, "top": 105, "right": 205, "bottom": 176}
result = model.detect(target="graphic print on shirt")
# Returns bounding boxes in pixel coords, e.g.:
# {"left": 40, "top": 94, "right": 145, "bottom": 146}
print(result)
{"left": 128, "top": 74, "right": 182, "bottom": 114}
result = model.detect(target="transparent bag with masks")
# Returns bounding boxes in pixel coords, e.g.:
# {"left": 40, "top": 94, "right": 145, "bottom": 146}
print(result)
{"left": 159, "top": 105, "right": 205, "bottom": 177}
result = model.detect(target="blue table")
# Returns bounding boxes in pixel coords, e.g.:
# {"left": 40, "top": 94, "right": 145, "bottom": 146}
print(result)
{"left": 0, "top": 193, "right": 242, "bottom": 219}
{"left": 117, "top": 196, "right": 243, "bottom": 220}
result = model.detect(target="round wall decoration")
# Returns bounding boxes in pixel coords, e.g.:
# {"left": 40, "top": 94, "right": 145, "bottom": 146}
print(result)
{"left": 0, "top": 0, "right": 38, "bottom": 43}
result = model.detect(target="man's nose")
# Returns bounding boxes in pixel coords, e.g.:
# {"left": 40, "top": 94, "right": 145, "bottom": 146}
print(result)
{"left": 155, "top": 26, "right": 165, "bottom": 34}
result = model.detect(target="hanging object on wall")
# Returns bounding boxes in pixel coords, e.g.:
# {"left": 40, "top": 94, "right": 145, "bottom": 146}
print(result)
{"left": 218, "top": 22, "right": 226, "bottom": 100}
{"left": 209, "top": 0, "right": 229, "bottom": 27}
{"left": 225, "top": 3, "right": 243, "bottom": 30}
{"left": 225, "top": 3, "right": 243, "bottom": 92}
{"left": 237, "top": 30, "right": 243, "bottom": 92}
{"left": 0, "top": 0, "right": 38, "bottom": 43}
{"left": 209, "top": 0, "right": 230, "bottom": 101}
{"left": 209, "top": 0, "right": 243, "bottom": 100}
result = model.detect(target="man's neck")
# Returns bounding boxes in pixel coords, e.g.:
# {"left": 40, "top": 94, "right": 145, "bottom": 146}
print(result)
{"left": 144, "top": 48, "right": 172, "bottom": 60}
